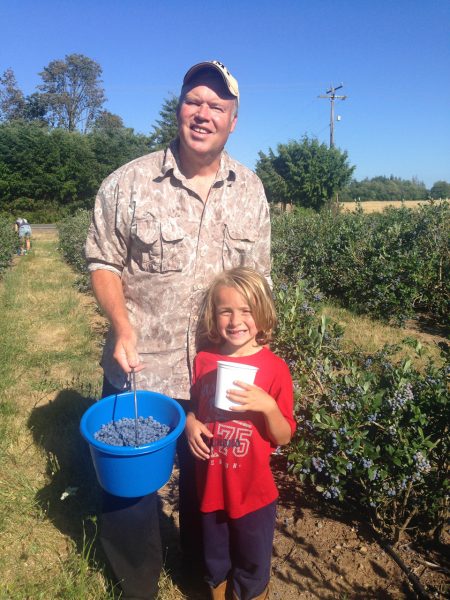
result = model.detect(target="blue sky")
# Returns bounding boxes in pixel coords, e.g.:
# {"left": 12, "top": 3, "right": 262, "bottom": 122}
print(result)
{"left": 1, "top": 0, "right": 449, "bottom": 188}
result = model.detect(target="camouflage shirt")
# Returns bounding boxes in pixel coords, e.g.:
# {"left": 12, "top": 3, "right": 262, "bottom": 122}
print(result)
{"left": 85, "top": 141, "right": 271, "bottom": 399}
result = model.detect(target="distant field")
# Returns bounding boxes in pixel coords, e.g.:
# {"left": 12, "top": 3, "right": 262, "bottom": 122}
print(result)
{"left": 340, "top": 199, "right": 445, "bottom": 213}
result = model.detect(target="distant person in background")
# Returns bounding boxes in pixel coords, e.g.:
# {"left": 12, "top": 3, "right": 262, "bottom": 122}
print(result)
{"left": 15, "top": 218, "right": 32, "bottom": 255}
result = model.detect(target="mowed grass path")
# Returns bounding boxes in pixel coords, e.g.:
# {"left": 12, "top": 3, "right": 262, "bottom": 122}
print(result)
{"left": 0, "top": 231, "right": 188, "bottom": 600}
{"left": 0, "top": 230, "right": 113, "bottom": 599}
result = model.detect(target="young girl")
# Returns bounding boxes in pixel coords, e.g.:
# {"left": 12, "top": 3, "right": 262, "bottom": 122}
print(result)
{"left": 186, "top": 267, "right": 296, "bottom": 600}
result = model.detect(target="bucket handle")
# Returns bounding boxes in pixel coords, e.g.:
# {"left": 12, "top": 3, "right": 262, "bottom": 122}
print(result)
{"left": 130, "top": 369, "right": 139, "bottom": 447}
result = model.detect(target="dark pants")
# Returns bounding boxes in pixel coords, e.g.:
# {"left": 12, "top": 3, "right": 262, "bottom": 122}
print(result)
{"left": 176, "top": 399, "right": 204, "bottom": 564}
{"left": 202, "top": 501, "right": 276, "bottom": 600}
{"left": 99, "top": 378, "right": 202, "bottom": 600}
{"left": 101, "top": 491, "right": 162, "bottom": 600}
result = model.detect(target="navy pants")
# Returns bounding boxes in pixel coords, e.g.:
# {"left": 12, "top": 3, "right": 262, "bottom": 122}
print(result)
{"left": 99, "top": 378, "right": 201, "bottom": 600}
{"left": 202, "top": 501, "right": 277, "bottom": 600}
{"left": 101, "top": 491, "right": 162, "bottom": 600}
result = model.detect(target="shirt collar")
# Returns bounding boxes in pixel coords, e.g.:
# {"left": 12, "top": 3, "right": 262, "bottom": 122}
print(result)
{"left": 160, "top": 139, "right": 236, "bottom": 184}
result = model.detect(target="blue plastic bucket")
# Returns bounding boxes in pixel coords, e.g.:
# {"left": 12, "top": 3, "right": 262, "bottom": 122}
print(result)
{"left": 80, "top": 391, "right": 186, "bottom": 497}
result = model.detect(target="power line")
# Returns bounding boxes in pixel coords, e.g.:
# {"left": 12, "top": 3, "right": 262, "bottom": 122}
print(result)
{"left": 319, "top": 83, "right": 347, "bottom": 148}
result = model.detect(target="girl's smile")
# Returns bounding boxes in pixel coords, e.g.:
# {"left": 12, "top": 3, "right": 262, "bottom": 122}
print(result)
{"left": 214, "top": 285, "right": 260, "bottom": 356}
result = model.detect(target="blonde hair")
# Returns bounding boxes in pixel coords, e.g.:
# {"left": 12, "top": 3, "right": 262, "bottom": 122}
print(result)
{"left": 197, "top": 267, "right": 276, "bottom": 349}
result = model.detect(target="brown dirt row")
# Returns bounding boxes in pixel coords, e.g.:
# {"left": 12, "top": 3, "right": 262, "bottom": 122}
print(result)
{"left": 158, "top": 455, "right": 449, "bottom": 600}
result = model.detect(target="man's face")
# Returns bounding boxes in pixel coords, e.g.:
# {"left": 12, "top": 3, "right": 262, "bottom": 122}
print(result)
{"left": 177, "top": 74, "right": 237, "bottom": 163}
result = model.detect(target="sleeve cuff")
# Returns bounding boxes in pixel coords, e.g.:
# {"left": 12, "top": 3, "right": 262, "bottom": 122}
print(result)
{"left": 87, "top": 263, "right": 122, "bottom": 277}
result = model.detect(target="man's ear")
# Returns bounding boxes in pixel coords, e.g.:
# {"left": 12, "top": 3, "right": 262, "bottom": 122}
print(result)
{"left": 229, "top": 114, "right": 238, "bottom": 134}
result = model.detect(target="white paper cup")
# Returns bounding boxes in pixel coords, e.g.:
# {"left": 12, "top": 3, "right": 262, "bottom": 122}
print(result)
{"left": 214, "top": 360, "right": 259, "bottom": 412}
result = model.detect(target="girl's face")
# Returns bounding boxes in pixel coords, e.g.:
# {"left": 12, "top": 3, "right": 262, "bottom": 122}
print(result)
{"left": 214, "top": 285, "right": 259, "bottom": 356}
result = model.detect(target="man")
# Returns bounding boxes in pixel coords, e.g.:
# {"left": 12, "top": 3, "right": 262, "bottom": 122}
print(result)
{"left": 85, "top": 60, "right": 271, "bottom": 600}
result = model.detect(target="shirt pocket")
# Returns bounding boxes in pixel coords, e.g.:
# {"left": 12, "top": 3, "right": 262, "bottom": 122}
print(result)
{"left": 222, "top": 224, "right": 256, "bottom": 270}
{"left": 132, "top": 217, "right": 187, "bottom": 273}
{"left": 133, "top": 218, "right": 161, "bottom": 272}
{"left": 160, "top": 219, "right": 186, "bottom": 272}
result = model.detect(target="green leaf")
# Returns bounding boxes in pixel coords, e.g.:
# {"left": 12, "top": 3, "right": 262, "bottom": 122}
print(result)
{"left": 368, "top": 467, "right": 378, "bottom": 481}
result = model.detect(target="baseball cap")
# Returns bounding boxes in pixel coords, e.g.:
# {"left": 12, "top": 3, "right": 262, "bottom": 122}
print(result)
{"left": 183, "top": 61, "right": 239, "bottom": 104}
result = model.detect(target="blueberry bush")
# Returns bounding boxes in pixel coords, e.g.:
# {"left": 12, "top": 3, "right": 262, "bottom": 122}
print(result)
{"left": 272, "top": 201, "right": 449, "bottom": 324}
{"left": 0, "top": 216, "right": 18, "bottom": 276}
{"left": 57, "top": 209, "right": 91, "bottom": 290}
{"left": 272, "top": 277, "right": 449, "bottom": 544}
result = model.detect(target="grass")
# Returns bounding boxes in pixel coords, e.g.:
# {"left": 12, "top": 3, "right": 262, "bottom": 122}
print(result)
{"left": 0, "top": 230, "right": 189, "bottom": 600}
{"left": 321, "top": 302, "right": 446, "bottom": 368}
{"left": 339, "top": 199, "right": 445, "bottom": 213}
{"left": 0, "top": 232, "right": 116, "bottom": 600}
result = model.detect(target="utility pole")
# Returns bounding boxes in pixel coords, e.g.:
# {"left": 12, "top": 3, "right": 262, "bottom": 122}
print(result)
{"left": 319, "top": 83, "right": 347, "bottom": 148}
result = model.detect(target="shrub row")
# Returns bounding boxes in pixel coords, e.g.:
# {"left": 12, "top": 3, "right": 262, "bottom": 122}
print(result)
{"left": 272, "top": 201, "right": 449, "bottom": 324}
{"left": 0, "top": 217, "right": 18, "bottom": 276}
{"left": 56, "top": 209, "right": 91, "bottom": 290}
{"left": 272, "top": 276, "right": 449, "bottom": 544}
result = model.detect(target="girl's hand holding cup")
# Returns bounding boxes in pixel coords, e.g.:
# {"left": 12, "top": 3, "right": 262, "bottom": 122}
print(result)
{"left": 226, "top": 381, "right": 278, "bottom": 415}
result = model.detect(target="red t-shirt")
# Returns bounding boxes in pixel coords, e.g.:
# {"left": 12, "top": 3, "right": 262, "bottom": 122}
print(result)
{"left": 191, "top": 347, "right": 296, "bottom": 519}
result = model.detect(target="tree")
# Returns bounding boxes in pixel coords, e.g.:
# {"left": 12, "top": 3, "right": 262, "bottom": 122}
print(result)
{"left": 23, "top": 92, "right": 50, "bottom": 124}
{"left": 0, "top": 69, "right": 50, "bottom": 125}
{"left": 254, "top": 149, "right": 288, "bottom": 204}
{"left": 38, "top": 53, "right": 106, "bottom": 132}
{"left": 0, "top": 121, "right": 98, "bottom": 209}
{"left": 148, "top": 94, "right": 179, "bottom": 150}
{"left": 256, "top": 136, "right": 354, "bottom": 210}
{"left": 0, "top": 68, "right": 25, "bottom": 122}
{"left": 340, "top": 176, "right": 429, "bottom": 202}
{"left": 88, "top": 126, "right": 150, "bottom": 182}
{"left": 93, "top": 110, "right": 125, "bottom": 132}
{"left": 90, "top": 110, "right": 149, "bottom": 180}
{"left": 430, "top": 180, "right": 450, "bottom": 200}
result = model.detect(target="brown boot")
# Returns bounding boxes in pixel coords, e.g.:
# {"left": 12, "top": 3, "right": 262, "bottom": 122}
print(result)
{"left": 210, "top": 579, "right": 227, "bottom": 600}
{"left": 232, "top": 584, "right": 270, "bottom": 600}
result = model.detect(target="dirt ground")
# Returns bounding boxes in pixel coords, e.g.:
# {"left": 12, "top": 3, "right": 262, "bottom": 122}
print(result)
{"left": 158, "top": 455, "right": 449, "bottom": 600}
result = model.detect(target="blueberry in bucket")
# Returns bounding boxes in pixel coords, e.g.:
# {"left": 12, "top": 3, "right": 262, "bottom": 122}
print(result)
{"left": 95, "top": 415, "right": 170, "bottom": 447}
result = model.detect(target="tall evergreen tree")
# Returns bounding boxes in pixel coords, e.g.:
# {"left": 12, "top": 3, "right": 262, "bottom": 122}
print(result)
{"left": 148, "top": 94, "right": 179, "bottom": 150}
